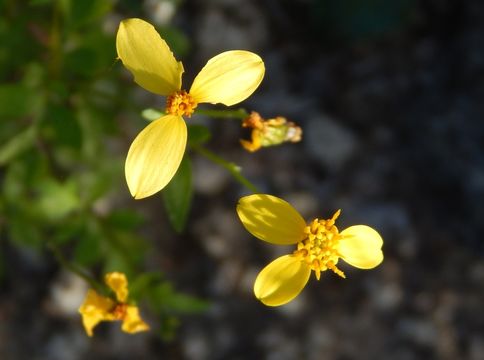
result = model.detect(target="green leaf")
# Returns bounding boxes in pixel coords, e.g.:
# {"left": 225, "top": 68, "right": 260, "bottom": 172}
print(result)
{"left": 151, "top": 282, "right": 209, "bottom": 313}
{"left": 42, "top": 105, "right": 82, "bottom": 148}
{"left": 64, "top": 47, "right": 99, "bottom": 77}
{"left": 164, "top": 291, "right": 210, "bottom": 313}
{"left": 157, "top": 315, "right": 180, "bottom": 342}
{"left": 0, "top": 126, "right": 36, "bottom": 166}
{"left": 159, "top": 26, "right": 190, "bottom": 58}
{"left": 163, "top": 156, "right": 193, "bottom": 233}
{"left": 2, "top": 153, "right": 47, "bottom": 202}
{"left": 102, "top": 231, "right": 148, "bottom": 277}
{"left": 8, "top": 213, "right": 43, "bottom": 247}
{"left": 0, "top": 84, "right": 37, "bottom": 118}
{"left": 106, "top": 209, "right": 144, "bottom": 231}
{"left": 129, "top": 272, "right": 164, "bottom": 301}
{"left": 73, "top": 229, "right": 102, "bottom": 266}
{"left": 51, "top": 218, "right": 83, "bottom": 245}
{"left": 104, "top": 252, "right": 134, "bottom": 277}
{"left": 141, "top": 108, "right": 164, "bottom": 121}
{"left": 35, "top": 178, "right": 80, "bottom": 221}
{"left": 67, "top": 0, "right": 112, "bottom": 29}
{"left": 29, "top": 0, "right": 52, "bottom": 6}
{"left": 76, "top": 157, "right": 123, "bottom": 205}
{"left": 188, "top": 124, "right": 211, "bottom": 146}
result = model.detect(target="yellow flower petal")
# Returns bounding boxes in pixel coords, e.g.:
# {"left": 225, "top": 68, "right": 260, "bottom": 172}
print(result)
{"left": 125, "top": 115, "right": 187, "bottom": 199}
{"left": 105, "top": 272, "right": 129, "bottom": 303}
{"left": 80, "top": 313, "right": 104, "bottom": 337}
{"left": 79, "top": 289, "right": 115, "bottom": 315}
{"left": 237, "top": 194, "right": 306, "bottom": 245}
{"left": 116, "top": 18, "right": 184, "bottom": 95}
{"left": 189, "top": 50, "right": 264, "bottom": 106}
{"left": 121, "top": 306, "right": 150, "bottom": 334}
{"left": 254, "top": 255, "right": 311, "bottom": 306}
{"left": 78, "top": 289, "right": 116, "bottom": 337}
{"left": 338, "top": 225, "right": 384, "bottom": 269}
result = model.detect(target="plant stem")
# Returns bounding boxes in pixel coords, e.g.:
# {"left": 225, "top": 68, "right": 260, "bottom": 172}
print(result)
{"left": 141, "top": 108, "right": 249, "bottom": 122}
{"left": 47, "top": 242, "right": 105, "bottom": 294}
{"left": 49, "top": 0, "right": 63, "bottom": 79}
{"left": 191, "top": 144, "right": 259, "bottom": 193}
{"left": 194, "top": 108, "right": 249, "bottom": 119}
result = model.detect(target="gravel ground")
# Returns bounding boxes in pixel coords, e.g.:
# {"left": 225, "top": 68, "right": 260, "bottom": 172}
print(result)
{"left": 2, "top": 1, "right": 484, "bottom": 359}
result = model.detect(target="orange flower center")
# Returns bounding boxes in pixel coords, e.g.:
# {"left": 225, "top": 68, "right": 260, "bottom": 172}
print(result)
{"left": 293, "top": 210, "right": 345, "bottom": 280}
{"left": 112, "top": 303, "right": 128, "bottom": 320}
{"left": 166, "top": 90, "right": 197, "bottom": 117}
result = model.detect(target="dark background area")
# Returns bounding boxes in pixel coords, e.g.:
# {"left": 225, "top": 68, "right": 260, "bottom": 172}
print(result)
{"left": 1, "top": 0, "right": 483, "bottom": 359}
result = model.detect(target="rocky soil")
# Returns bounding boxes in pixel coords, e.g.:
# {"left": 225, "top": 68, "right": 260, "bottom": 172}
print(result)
{"left": 2, "top": 1, "right": 484, "bottom": 359}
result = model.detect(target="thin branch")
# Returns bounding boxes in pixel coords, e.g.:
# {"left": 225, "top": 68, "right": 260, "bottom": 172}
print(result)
{"left": 47, "top": 242, "right": 106, "bottom": 294}
{"left": 194, "top": 108, "right": 249, "bottom": 119}
{"left": 191, "top": 144, "right": 259, "bottom": 193}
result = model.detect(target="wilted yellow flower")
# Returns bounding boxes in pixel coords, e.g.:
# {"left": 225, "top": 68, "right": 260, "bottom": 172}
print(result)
{"left": 240, "top": 111, "right": 302, "bottom": 152}
{"left": 236, "top": 194, "right": 383, "bottom": 306}
{"left": 78, "top": 272, "right": 149, "bottom": 337}
{"left": 116, "top": 18, "right": 265, "bottom": 199}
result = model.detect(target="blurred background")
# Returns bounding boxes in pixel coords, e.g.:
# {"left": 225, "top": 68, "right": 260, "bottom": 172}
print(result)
{"left": 1, "top": 0, "right": 483, "bottom": 359}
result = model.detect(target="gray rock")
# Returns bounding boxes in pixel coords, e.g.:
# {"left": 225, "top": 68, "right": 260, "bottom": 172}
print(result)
{"left": 195, "top": 3, "right": 268, "bottom": 60}
{"left": 304, "top": 115, "right": 359, "bottom": 171}
{"left": 398, "top": 318, "right": 438, "bottom": 347}
{"left": 43, "top": 331, "right": 87, "bottom": 360}
{"left": 193, "top": 157, "right": 231, "bottom": 196}
{"left": 144, "top": 0, "right": 176, "bottom": 26}
{"left": 182, "top": 328, "right": 211, "bottom": 360}
{"left": 47, "top": 271, "right": 87, "bottom": 316}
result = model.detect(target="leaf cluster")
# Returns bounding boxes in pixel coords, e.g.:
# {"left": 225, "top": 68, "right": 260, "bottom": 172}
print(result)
{"left": 0, "top": 0, "right": 205, "bottom": 339}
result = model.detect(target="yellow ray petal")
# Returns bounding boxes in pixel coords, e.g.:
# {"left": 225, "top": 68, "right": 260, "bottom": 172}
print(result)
{"left": 79, "top": 289, "right": 115, "bottom": 315}
{"left": 189, "top": 50, "right": 264, "bottom": 106}
{"left": 338, "top": 225, "right": 384, "bottom": 269}
{"left": 254, "top": 255, "right": 311, "bottom": 306}
{"left": 78, "top": 289, "right": 116, "bottom": 337}
{"left": 121, "top": 306, "right": 150, "bottom": 334}
{"left": 125, "top": 115, "right": 187, "bottom": 199}
{"left": 105, "top": 272, "right": 129, "bottom": 303}
{"left": 116, "top": 18, "right": 184, "bottom": 95}
{"left": 80, "top": 312, "right": 104, "bottom": 337}
{"left": 237, "top": 194, "right": 307, "bottom": 245}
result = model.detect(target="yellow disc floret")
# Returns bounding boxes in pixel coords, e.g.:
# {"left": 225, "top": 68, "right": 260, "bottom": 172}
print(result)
{"left": 112, "top": 303, "right": 128, "bottom": 320}
{"left": 166, "top": 90, "right": 198, "bottom": 117}
{"left": 293, "top": 209, "right": 346, "bottom": 280}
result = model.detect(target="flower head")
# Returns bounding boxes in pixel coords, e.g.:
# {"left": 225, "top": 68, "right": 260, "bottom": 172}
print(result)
{"left": 240, "top": 111, "right": 302, "bottom": 152}
{"left": 78, "top": 272, "right": 149, "bottom": 337}
{"left": 116, "top": 18, "right": 265, "bottom": 199}
{"left": 236, "top": 194, "right": 384, "bottom": 306}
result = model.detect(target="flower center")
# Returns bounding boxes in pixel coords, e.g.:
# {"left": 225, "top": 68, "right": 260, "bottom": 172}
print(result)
{"left": 112, "top": 303, "right": 128, "bottom": 320}
{"left": 166, "top": 90, "right": 197, "bottom": 117}
{"left": 293, "top": 210, "right": 346, "bottom": 280}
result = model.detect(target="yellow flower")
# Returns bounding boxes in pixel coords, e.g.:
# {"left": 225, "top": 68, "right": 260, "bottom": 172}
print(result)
{"left": 236, "top": 194, "right": 384, "bottom": 306}
{"left": 240, "top": 111, "right": 302, "bottom": 152}
{"left": 78, "top": 272, "right": 149, "bottom": 337}
{"left": 116, "top": 18, "right": 265, "bottom": 199}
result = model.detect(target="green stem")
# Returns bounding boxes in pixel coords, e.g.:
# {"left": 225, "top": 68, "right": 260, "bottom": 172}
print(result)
{"left": 47, "top": 242, "right": 105, "bottom": 294}
{"left": 191, "top": 144, "right": 259, "bottom": 193}
{"left": 194, "top": 108, "right": 249, "bottom": 119}
{"left": 49, "top": 0, "right": 63, "bottom": 79}
{"left": 142, "top": 108, "right": 249, "bottom": 122}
